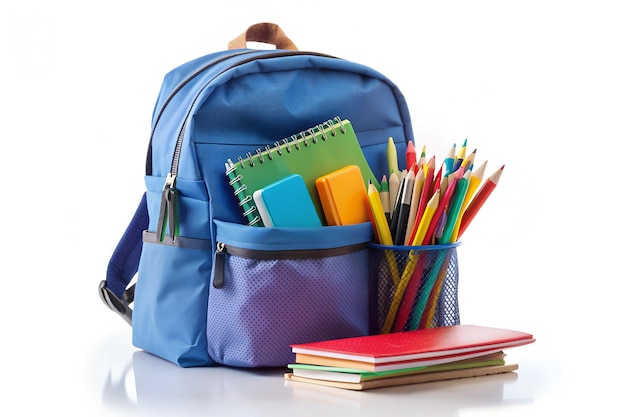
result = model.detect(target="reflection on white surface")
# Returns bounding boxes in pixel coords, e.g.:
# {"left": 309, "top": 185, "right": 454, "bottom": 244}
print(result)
{"left": 98, "top": 349, "right": 536, "bottom": 417}
{"left": 3, "top": 1, "right": 625, "bottom": 415}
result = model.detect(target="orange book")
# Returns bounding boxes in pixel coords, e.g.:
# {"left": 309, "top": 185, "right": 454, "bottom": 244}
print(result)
{"left": 316, "top": 165, "right": 370, "bottom": 226}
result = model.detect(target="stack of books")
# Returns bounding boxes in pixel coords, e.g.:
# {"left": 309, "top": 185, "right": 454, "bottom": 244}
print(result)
{"left": 284, "top": 324, "right": 535, "bottom": 391}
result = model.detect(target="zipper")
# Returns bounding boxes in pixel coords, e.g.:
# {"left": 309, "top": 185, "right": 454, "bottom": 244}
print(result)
{"left": 155, "top": 173, "right": 177, "bottom": 244}
{"left": 156, "top": 50, "right": 339, "bottom": 240}
{"left": 167, "top": 50, "right": 338, "bottom": 181}
{"left": 212, "top": 240, "right": 368, "bottom": 289}
{"left": 150, "top": 51, "right": 256, "bottom": 141}
{"left": 146, "top": 50, "right": 256, "bottom": 175}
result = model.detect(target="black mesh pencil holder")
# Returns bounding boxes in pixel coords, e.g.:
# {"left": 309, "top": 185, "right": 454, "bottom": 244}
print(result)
{"left": 368, "top": 242, "right": 461, "bottom": 334}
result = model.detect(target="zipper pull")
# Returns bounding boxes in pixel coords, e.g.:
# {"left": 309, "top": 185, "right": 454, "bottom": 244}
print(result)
{"left": 213, "top": 242, "right": 226, "bottom": 288}
{"left": 156, "top": 173, "right": 177, "bottom": 244}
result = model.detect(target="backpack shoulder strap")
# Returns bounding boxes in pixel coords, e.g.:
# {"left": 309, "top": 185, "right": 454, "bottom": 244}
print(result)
{"left": 99, "top": 192, "right": 148, "bottom": 325}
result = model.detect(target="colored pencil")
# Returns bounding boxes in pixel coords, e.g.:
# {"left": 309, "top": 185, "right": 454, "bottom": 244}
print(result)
{"left": 404, "top": 165, "right": 425, "bottom": 245}
{"left": 393, "top": 170, "right": 415, "bottom": 245}
{"left": 407, "top": 156, "right": 435, "bottom": 244}
{"left": 439, "top": 169, "right": 471, "bottom": 244}
{"left": 387, "top": 137, "right": 399, "bottom": 179}
{"left": 421, "top": 167, "right": 463, "bottom": 246}
{"left": 367, "top": 181, "right": 394, "bottom": 246}
{"left": 457, "top": 165, "right": 504, "bottom": 239}
{"left": 367, "top": 181, "right": 400, "bottom": 289}
{"left": 461, "top": 148, "right": 477, "bottom": 171}
{"left": 380, "top": 175, "right": 391, "bottom": 224}
{"left": 407, "top": 249, "right": 448, "bottom": 330}
{"left": 453, "top": 139, "right": 467, "bottom": 171}
{"left": 405, "top": 140, "right": 416, "bottom": 171}
{"left": 419, "top": 251, "right": 452, "bottom": 329}
{"left": 391, "top": 190, "right": 441, "bottom": 332}
{"left": 450, "top": 160, "right": 487, "bottom": 242}
{"left": 388, "top": 170, "right": 401, "bottom": 222}
{"left": 443, "top": 144, "right": 456, "bottom": 176}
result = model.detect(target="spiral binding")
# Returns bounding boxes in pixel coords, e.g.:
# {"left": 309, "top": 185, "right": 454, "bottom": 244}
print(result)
{"left": 234, "top": 116, "right": 346, "bottom": 169}
{"left": 225, "top": 116, "right": 347, "bottom": 226}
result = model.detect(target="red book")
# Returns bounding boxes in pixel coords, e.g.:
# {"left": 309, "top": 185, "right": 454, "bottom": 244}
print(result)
{"left": 291, "top": 324, "right": 535, "bottom": 372}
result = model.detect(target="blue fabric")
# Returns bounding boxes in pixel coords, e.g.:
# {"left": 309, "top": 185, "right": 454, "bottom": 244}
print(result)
{"left": 105, "top": 193, "right": 148, "bottom": 298}
{"left": 110, "top": 48, "right": 414, "bottom": 367}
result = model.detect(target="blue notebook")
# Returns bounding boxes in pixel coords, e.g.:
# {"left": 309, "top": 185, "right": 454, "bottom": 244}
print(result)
{"left": 252, "top": 174, "right": 322, "bottom": 227}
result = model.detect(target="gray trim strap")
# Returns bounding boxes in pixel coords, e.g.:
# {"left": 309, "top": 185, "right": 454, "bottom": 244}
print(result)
{"left": 142, "top": 231, "right": 212, "bottom": 251}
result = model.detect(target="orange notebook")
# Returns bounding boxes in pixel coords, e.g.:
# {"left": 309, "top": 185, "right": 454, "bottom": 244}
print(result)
{"left": 315, "top": 165, "right": 370, "bottom": 226}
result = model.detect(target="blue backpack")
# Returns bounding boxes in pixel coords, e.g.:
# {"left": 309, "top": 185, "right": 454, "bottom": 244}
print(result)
{"left": 100, "top": 23, "right": 413, "bottom": 367}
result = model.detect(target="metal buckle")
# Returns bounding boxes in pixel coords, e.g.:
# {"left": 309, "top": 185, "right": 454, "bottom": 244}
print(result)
{"left": 99, "top": 280, "right": 133, "bottom": 326}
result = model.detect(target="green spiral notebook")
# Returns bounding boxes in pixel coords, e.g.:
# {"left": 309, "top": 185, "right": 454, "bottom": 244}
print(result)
{"left": 225, "top": 117, "right": 379, "bottom": 226}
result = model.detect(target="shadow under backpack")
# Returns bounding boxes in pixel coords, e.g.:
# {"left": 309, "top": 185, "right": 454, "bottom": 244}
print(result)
{"left": 99, "top": 22, "right": 413, "bottom": 368}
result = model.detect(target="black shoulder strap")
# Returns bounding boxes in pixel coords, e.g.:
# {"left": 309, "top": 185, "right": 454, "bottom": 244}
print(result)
{"left": 99, "top": 193, "right": 148, "bottom": 325}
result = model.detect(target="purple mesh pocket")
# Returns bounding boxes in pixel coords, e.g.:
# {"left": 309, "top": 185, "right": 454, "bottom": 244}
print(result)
{"left": 206, "top": 248, "right": 369, "bottom": 367}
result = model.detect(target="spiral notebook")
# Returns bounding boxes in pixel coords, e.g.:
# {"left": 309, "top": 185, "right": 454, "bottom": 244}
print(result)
{"left": 225, "top": 117, "right": 379, "bottom": 226}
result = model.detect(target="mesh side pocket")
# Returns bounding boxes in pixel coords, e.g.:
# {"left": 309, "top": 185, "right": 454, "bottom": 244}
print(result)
{"left": 369, "top": 243, "right": 460, "bottom": 334}
{"left": 206, "top": 249, "right": 369, "bottom": 367}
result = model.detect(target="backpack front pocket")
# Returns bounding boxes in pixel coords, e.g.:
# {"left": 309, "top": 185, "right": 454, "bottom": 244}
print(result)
{"left": 207, "top": 221, "right": 373, "bottom": 367}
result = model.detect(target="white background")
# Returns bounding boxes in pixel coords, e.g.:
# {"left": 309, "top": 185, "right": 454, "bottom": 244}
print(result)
{"left": 1, "top": 1, "right": 623, "bottom": 415}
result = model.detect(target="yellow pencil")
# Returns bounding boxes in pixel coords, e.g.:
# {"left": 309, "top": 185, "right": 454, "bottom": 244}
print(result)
{"left": 367, "top": 181, "right": 394, "bottom": 246}
{"left": 404, "top": 165, "right": 425, "bottom": 245}
{"left": 450, "top": 160, "right": 487, "bottom": 242}
{"left": 461, "top": 148, "right": 477, "bottom": 170}
{"left": 411, "top": 189, "right": 440, "bottom": 246}
{"left": 387, "top": 136, "right": 399, "bottom": 178}
{"left": 367, "top": 182, "right": 400, "bottom": 288}
{"left": 380, "top": 190, "right": 441, "bottom": 334}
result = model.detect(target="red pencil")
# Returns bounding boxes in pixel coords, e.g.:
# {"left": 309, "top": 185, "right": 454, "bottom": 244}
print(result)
{"left": 405, "top": 140, "right": 417, "bottom": 171}
{"left": 457, "top": 165, "right": 504, "bottom": 238}
{"left": 422, "top": 167, "right": 463, "bottom": 245}
{"left": 407, "top": 156, "right": 435, "bottom": 244}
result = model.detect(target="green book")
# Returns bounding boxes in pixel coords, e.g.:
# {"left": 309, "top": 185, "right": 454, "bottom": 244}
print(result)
{"left": 287, "top": 354, "right": 506, "bottom": 383}
{"left": 225, "top": 118, "right": 379, "bottom": 226}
